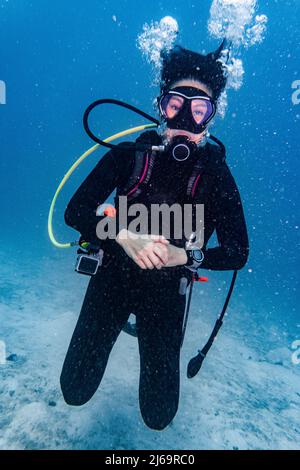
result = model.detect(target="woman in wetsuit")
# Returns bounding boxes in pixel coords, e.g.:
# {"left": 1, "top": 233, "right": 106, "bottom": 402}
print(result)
{"left": 60, "top": 44, "right": 249, "bottom": 430}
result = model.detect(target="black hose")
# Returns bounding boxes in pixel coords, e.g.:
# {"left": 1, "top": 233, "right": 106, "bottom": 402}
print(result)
{"left": 187, "top": 270, "right": 238, "bottom": 379}
{"left": 83, "top": 99, "right": 160, "bottom": 151}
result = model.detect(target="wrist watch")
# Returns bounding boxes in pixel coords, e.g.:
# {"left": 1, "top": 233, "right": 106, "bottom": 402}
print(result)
{"left": 185, "top": 233, "right": 204, "bottom": 271}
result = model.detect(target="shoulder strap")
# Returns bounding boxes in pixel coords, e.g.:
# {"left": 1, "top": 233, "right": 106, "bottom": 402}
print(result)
{"left": 117, "top": 150, "right": 156, "bottom": 201}
{"left": 186, "top": 159, "right": 207, "bottom": 199}
{"left": 187, "top": 136, "right": 226, "bottom": 200}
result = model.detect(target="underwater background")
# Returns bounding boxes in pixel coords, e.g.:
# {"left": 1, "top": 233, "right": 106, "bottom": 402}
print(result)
{"left": 0, "top": 0, "right": 299, "bottom": 449}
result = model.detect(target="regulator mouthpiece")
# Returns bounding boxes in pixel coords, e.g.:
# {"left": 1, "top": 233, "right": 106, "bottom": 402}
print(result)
{"left": 167, "top": 136, "right": 198, "bottom": 162}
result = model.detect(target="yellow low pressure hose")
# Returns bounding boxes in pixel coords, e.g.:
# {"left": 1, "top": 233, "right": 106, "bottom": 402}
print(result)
{"left": 48, "top": 123, "right": 157, "bottom": 248}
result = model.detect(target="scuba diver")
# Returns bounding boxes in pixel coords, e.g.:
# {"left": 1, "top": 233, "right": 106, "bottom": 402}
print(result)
{"left": 60, "top": 42, "right": 249, "bottom": 431}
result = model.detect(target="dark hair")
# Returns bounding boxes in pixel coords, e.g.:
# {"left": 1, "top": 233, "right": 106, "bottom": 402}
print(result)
{"left": 160, "top": 41, "right": 228, "bottom": 100}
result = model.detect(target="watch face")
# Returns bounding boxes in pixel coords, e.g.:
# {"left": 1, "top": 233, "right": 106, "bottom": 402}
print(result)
{"left": 193, "top": 249, "right": 203, "bottom": 263}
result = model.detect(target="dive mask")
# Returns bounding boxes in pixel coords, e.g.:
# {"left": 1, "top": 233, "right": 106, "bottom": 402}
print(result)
{"left": 158, "top": 86, "right": 216, "bottom": 134}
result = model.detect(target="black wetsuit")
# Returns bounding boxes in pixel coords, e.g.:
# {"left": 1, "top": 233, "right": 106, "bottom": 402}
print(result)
{"left": 60, "top": 131, "right": 249, "bottom": 430}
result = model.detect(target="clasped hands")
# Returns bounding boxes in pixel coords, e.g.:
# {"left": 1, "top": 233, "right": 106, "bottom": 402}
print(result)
{"left": 116, "top": 229, "right": 188, "bottom": 270}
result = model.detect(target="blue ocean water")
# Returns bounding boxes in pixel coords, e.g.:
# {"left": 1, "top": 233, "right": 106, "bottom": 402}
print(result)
{"left": 0, "top": 0, "right": 299, "bottom": 450}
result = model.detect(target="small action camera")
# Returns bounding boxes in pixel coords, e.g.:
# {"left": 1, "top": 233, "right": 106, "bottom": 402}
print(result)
{"left": 75, "top": 250, "right": 104, "bottom": 276}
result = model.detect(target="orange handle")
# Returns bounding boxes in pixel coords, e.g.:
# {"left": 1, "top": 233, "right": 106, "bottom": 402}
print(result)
{"left": 193, "top": 275, "right": 209, "bottom": 282}
{"left": 103, "top": 206, "right": 117, "bottom": 218}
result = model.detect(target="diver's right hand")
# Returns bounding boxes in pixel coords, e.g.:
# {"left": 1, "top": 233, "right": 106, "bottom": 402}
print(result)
{"left": 116, "top": 229, "right": 170, "bottom": 270}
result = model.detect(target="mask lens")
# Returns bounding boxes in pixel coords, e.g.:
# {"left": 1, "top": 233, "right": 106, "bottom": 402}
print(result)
{"left": 191, "top": 99, "right": 214, "bottom": 125}
{"left": 161, "top": 93, "right": 184, "bottom": 119}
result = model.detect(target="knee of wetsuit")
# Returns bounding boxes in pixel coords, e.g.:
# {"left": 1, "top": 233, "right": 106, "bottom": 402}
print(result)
{"left": 60, "top": 374, "right": 91, "bottom": 407}
{"left": 141, "top": 411, "right": 176, "bottom": 431}
{"left": 140, "top": 398, "right": 178, "bottom": 431}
